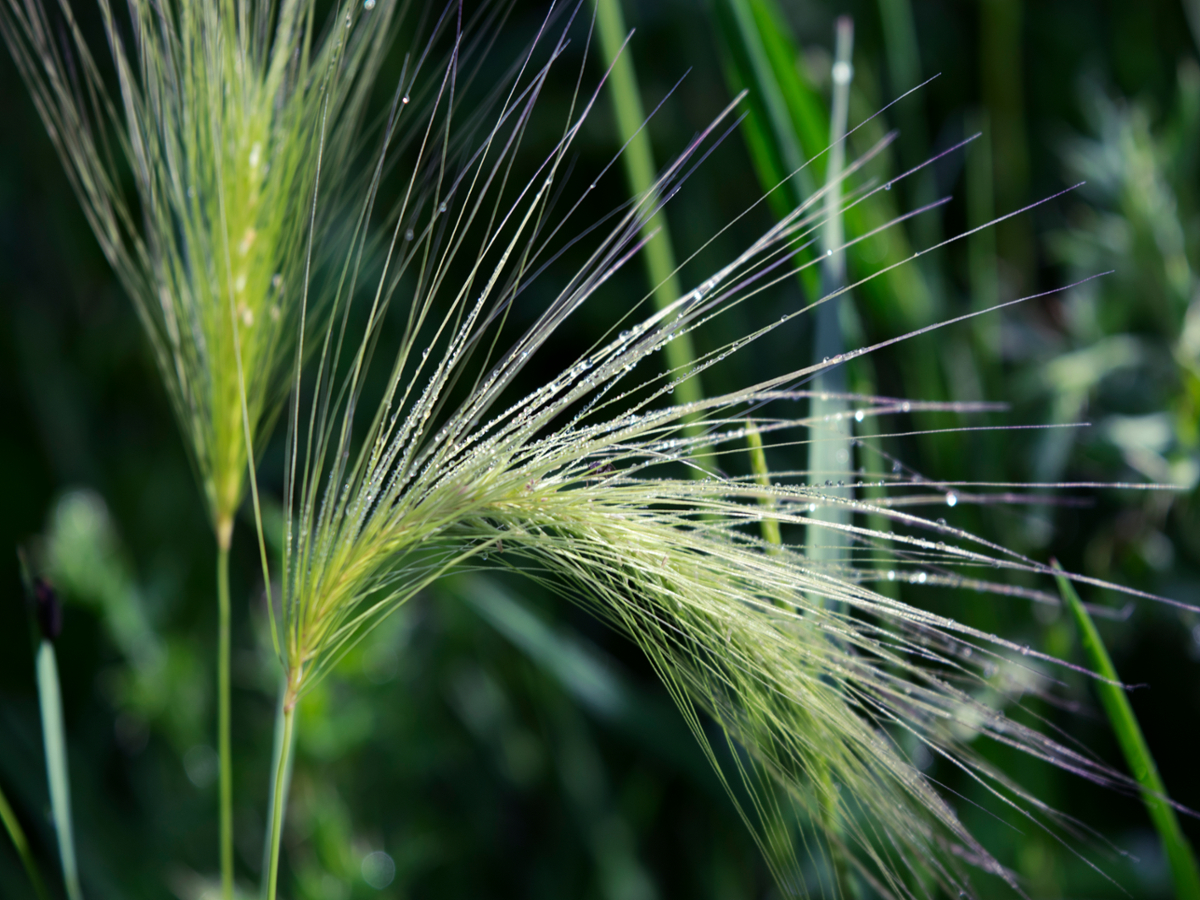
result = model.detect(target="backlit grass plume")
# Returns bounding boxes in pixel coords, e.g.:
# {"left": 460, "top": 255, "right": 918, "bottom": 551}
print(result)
{"left": 1, "top": 0, "right": 401, "bottom": 890}
{"left": 255, "top": 11, "right": 1175, "bottom": 898}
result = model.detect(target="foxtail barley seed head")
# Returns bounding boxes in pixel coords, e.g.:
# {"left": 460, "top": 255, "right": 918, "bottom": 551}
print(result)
{"left": 0, "top": 0, "right": 403, "bottom": 533}
{"left": 253, "top": 8, "right": 1180, "bottom": 896}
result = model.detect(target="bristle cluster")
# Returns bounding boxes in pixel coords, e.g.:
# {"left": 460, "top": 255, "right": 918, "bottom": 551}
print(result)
{"left": 259, "top": 9, "right": 1167, "bottom": 897}
{"left": 0, "top": 0, "right": 401, "bottom": 525}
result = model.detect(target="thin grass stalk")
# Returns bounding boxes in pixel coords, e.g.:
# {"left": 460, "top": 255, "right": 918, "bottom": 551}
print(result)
{"left": 36, "top": 641, "right": 82, "bottom": 900}
{"left": 216, "top": 539, "right": 233, "bottom": 898}
{"left": 744, "top": 423, "right": 781, "bottom": 548}
{"left": 1053, "top": 564, "right": 1200, "bottom": 900}
{"left": 592, "top": 0, "right": 706, "bottom": 449}
{"left": 259, "top": 673, "right": 296, "bottom": 897}
{"left": 808, "top": 16, "right": 854, "bottom": 582}
{"left": 0, "top": 780, "right": 50, "bottom": 900}
{"left": 264, "top": 689, "right": 297, "bottom": 900}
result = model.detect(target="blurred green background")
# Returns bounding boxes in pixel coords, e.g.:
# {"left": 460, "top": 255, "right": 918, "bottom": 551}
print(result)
{"left": 2, "top": 0, "right": 1200, "bottom": 897}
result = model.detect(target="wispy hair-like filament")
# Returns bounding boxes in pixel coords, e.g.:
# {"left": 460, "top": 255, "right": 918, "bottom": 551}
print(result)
{"left": 254, "top": 10, "right": 1194, "bottom": 898}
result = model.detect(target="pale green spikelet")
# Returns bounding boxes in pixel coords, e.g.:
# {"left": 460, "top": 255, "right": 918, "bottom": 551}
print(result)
{"left": 254, "top": 14, "right": 1169, "bottom": 897}
{"left": 0, "top": 0, "right": 401, "bottom": 530}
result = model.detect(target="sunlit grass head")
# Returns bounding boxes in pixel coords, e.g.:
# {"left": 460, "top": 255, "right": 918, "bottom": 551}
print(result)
{"left": 250, "top": 12, "right": 1177, "bottom": 897}
{"left": 0, "top": 0, "right": 402, "bottom": 535}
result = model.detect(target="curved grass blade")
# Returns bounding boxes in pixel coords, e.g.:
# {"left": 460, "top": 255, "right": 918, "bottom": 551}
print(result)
{"left": 36, "top": 641, "right": 82, "bottom": 900}
{"left": 17, "top": 552, "right": 81, "bottom": 900}
{"left": 593, "top": 0, "right": 706, "bottom": 449}
{"left": 0, "top": 781, "right": 50, "bottom": 900}
{"left": 1053, "top": 563, "right": 1200, "bottom": 900}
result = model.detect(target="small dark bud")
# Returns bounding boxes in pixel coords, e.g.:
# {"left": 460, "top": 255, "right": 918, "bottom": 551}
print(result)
{"left": 33, "top": 578, "right": 62, "bottom": 641}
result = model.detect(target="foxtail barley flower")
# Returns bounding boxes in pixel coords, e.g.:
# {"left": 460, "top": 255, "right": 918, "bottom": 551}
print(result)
{"left": 0, "top": 0, "right": 400, "bottom": 537}
{"left": 2, "top": 0, "right": 403, "bottom": 891}
{"left": 254, "top": 9, "right": 1175, "bottom": 898}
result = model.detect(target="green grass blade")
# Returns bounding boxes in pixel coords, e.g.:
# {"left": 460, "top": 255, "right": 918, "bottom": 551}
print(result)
{"left": 1053, "top": 564, "right": 1200, "bottom": 900}
{"left": 711, "top": 0, "right": 819, "bottom": 302}
{"left": 36, "top": 640, "right": 82, "bottom": 900}
{"left": 593, "top": 0, "right": 705, "bottom": 444}
{"left": 0, "top": 781, "right": 50, "bottom": 900}
{"left": 877, "top": 0, "right": 920, "bottom": 106}
{"left": 808, "top": 17, "right": 854, "bottom": 581}
{"left": 744, "top": 424, "right": 782, "bottom": 548}
{"left": 713, "top": 0, "right": 955, "bottom": 480}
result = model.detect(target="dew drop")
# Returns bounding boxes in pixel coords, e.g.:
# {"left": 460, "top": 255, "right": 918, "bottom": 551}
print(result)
{"left": 945, "top": 491, "right": 958, "bottom": 507}
{"left": 887, "top": 570, "right": 896, "bottom": 581}
{"left": 404, "top": 228, "right": 414, "bottom": 241}
{"left": 936, "top": 517, "right": 947, "bottom": 526}
{"left": 884, "top": 181, "right": 892, "bottom": 191}
{"left": 438, "top": 201, "right": 447, "bottom": 213}
{"left": 401, "top": 95, "right": 410, "bottom": 105}
{"left": 891, "top": 461, "right": 902, "bottom": 474}
{"left": 481, "top": 553, "right": 488, "bottom": 561}
{"left": 364, "top": 0, "right": 375, "bottom": 8}
{"left": 1020, "top": 645, "right": 1030, "bottom": 656}
{"left": 825, "top": 249, "right": 833, "bottom": 257}
{"left": 854, "top": 409, "right": 864, "bottom": 422}
{"left": 917, "top": 572, "right": 927, "bottom": 584}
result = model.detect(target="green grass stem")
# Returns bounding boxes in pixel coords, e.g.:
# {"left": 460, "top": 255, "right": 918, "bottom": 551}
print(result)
{"left": 0, "top": 780, "right": 49, "bottom": 900}
{"left": 36, "top": 640, "right": 82, "bottom": 900}
{"left": 264, "top": 694, "right": 296, "bottom": 900}
{"left": 593, "top": 0, "right": 705, "bottom": 445}
{"left": 744, "top": 424, "right": 782, "bottom": 549}
{"left": 217, "top": 535, "right": 234, "bottom": 900}
{"left": 259, "top": 674, "right": 296, "bottom": 898}
{"left": 807, "top": 17, "right": 854, "bottom": 576}
{"left": 1053, "top": 564, "right": 1200, "bottom": 900}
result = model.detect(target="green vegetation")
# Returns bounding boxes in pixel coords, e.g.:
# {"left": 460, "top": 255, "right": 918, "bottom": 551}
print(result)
{"left": 1, "top": 2, "right": 1199, "bottom": 899}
